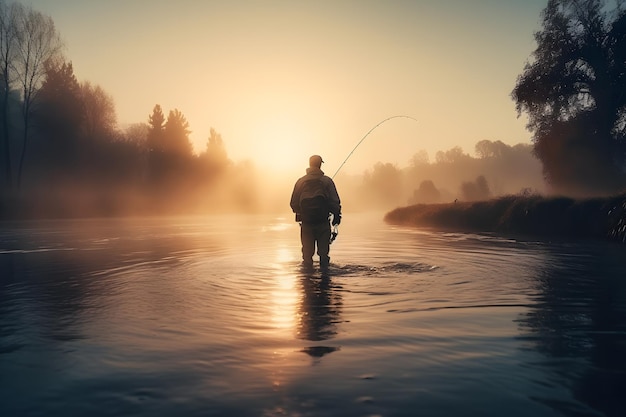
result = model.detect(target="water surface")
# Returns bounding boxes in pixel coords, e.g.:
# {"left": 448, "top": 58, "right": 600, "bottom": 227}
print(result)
{"left": 1, "top": 213, "right": 625, "bottom": 416}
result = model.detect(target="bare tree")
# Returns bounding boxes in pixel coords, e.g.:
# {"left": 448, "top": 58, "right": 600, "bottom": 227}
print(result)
{"left": 12, "top": 4, "right": 62, "bottom": 188}
{"left": 0, "top": 0, "right": 18, "bottom": 188}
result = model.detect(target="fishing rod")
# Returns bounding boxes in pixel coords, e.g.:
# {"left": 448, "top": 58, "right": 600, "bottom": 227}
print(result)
{"left": 331, "top": 115, "right": 419, "bottom": 179}
{"left": 328, "top": 115, "right": 418, "bottom": 245}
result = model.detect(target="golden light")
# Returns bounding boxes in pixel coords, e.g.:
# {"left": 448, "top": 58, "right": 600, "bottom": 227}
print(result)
{"left": 230, "top": 81, "right": 332, "bottom": 175}
{"left": 269, "top": 247, "right": 299, "bottom": 332}
{"left": 249, "top": 114, "right": 316, "bottom": 174}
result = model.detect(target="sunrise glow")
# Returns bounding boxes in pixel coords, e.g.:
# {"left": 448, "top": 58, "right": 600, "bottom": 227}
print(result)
{"left": 16, "top": 0, "right": 546, "bottom": 176}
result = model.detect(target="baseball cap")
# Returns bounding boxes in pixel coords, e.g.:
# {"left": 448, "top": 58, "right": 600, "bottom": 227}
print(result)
{"left": 309, "top": 155, "right": 324, "bottom": 166}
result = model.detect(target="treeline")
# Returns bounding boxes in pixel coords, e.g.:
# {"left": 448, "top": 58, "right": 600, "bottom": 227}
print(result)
{"left": 0, "top": 2, "right": 256, "bottom": 218}
{"left": 337, "top": 140, "right": 544, "bottom": 210}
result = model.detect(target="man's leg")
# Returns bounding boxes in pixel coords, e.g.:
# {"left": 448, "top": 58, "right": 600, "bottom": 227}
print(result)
{"left": 300, "top": 223, "right": 315, "bottom": 268}
{"left": 315, "top": 222, "right": 332, "bottom": 271}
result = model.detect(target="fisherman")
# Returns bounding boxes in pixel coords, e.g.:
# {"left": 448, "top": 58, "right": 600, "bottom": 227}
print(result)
{"left": 290, "top": 155, "right": 342, "bottom": 272}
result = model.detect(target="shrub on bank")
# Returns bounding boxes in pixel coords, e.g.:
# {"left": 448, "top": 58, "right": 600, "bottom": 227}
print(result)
{"left": 384, "top": 193, "right": 626, "bottom": 243}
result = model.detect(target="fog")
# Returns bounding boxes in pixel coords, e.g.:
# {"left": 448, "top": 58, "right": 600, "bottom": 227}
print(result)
{"left": 1, "top": 138, "right": 547, "bottom": 220}
{"left": 310, "top": 140, "right": 545, "bottom": 213}
{"left": 0, "top": 56, "right": 543, "bottom": 220}
{"left": 230, "top": 139, "right": 546, "bottom": 216}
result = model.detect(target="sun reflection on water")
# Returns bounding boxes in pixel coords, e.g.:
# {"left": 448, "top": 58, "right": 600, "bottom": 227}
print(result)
{"left": 265, "top": 246, "right": 302, "bottom": 392}
{"left": 270, "top": 247, "right": 299, "bottom": 332}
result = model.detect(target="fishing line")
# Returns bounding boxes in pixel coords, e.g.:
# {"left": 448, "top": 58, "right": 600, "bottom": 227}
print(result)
{"left": 327, "top": 115, "right": 417, "bottom": 245}
{"left": 331, "top": 115, "right": 419, "bottom": 179}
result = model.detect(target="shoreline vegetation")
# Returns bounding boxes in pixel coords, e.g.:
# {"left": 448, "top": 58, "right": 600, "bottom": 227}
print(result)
{"left": 384, "top": 193, "right": 626, "bottom": 243}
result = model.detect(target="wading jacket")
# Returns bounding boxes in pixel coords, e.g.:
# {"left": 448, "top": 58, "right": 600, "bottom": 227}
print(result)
{"left": 290, "top": 167, "right": 341, "bottom": 223}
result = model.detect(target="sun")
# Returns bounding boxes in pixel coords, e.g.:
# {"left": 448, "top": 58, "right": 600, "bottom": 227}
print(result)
{"left": 263, "top": 137, "right": 307, "bottom": 173}
{"left": 227, "top": 84, "right": 338, "bottom": 176}
{"left": 250, "top": 115, "right": 318, "bottom": 175}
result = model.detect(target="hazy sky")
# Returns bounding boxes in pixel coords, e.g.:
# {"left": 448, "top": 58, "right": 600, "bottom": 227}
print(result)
{"left": 18, "top": 0, "right": 546, "bottom": 176}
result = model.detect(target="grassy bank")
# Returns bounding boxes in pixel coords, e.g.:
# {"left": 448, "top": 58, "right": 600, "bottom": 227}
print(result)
{"left": 384, "top": 193, "right": 626, "bottom": 243}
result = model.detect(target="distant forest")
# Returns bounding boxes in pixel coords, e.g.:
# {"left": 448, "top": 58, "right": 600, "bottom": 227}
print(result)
{"left": 0, "top": 2, "right": 255, "bottom": 218}
{"left": 1, "top": 0, "right": 625, "bottom": 218}
{"left": 338, "top": 141, "right": 544, "bottom": 211}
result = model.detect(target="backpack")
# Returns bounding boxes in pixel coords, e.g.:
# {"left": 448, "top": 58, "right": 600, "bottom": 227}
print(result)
{"left": 299, "top": 178, "right": 330, "bottom": 223}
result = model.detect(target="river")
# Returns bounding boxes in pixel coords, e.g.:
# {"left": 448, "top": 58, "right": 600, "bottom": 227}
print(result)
{"left": 1, "top": 213, "right": 625, "bottom": 417}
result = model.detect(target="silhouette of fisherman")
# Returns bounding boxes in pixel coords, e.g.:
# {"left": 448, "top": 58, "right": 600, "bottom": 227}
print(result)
{"left": 298, "top": 276, "right": 341, "bottom": 359}
{"left": 290, "top": 155, "right": 341, "bottom": 272}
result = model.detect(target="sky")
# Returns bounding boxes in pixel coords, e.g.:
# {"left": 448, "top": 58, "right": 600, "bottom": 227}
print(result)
{"left": 17, "top": 0, "right": 547, "bottom": 176}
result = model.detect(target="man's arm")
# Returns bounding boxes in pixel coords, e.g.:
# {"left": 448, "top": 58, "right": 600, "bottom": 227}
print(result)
{"left": 326, "top": 179, "right": 341, "bottom": 221}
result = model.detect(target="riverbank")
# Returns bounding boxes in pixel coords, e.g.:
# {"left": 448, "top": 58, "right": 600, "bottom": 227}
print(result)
{"left": 384, "top": 193, "right": 626, "bottom": 243}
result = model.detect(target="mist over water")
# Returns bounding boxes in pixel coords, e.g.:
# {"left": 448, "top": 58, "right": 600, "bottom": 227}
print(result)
{"left": 1, "top": 213, "right": 625, "bottom": 416}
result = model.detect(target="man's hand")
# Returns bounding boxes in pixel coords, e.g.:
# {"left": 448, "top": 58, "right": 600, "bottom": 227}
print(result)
{"left": 332, "top": 214, "right": 341, "bottom": 225}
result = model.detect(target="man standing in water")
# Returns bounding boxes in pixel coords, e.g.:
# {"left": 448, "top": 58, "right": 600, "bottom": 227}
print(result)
{"left": 290, "top": 155, "right": 342, "bottom": 272}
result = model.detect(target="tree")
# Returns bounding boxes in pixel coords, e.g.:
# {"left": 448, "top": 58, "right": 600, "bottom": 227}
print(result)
{"left": 408, "top": 149, "right": 429, "bottom": 167}
{"left": 80, "top": 81, "right": 117, "bottom": 140}
{"left": 147, "top": 104, "right": 165, "bottom": 150}
{"left": 146, "top": 104, "right": 166, "bottom": 181}
{"left": 475, "top": 175, "right": 491, "bottom": 199}
{"left": 410, "top": 179, "right": 441, "bottom": 204}
{"left": 146, "top": 106, "right": 193, "bottom": 188}
{"left": 163, "top": 108, "right": 192, "bottom": 157}
{"left": 362, "top": 162, "right": 404, "bottom": 206}
{"left": 13, "top": 4, "right": 62, "bottom": 188}
{"left": 124, "top": 122, "right": 149, "bottom": 146}
{"left": 32, "top": 60, "right": 83, "bottom": 175}
{"left": 0, "top": 1, "right": 19, "bottom": 188}
{"left": 512, "top": 0, "right": 626, "bottom": 194}
{"left": 460, "top": 175, "right": 491, "bottom": 202}
{"left": 475, "top": 140, "right": 511, "bottom": 159}
{"left": 435, "top": 146, "right": 470, "bottom": 164}
{"left": 201, "top": 127, "right": 229, "bottom": 176}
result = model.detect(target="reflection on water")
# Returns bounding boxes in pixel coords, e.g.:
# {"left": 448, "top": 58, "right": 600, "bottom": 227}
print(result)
{"left": 0, "top": 214, "right": 625, "bottom": 417}
{"left": 298, "top": 276, "right": 342, "bottom": 358}
{"left": 518, "top": 242, "right": 626, "bottom": 417}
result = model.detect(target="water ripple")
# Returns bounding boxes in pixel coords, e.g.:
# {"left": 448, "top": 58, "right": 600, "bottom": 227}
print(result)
{"left": 1, "top": 214, "right": 625, "bottom": 417}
